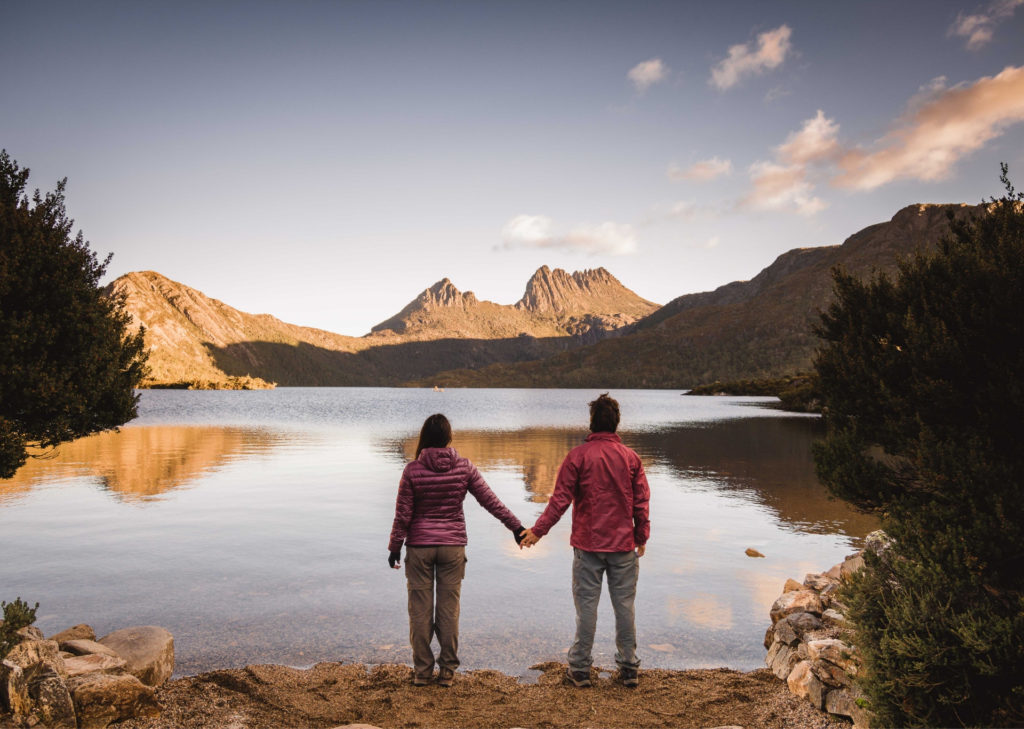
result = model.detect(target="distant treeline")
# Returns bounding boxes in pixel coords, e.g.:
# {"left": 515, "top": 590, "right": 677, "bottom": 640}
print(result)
{"left": 686, "top": 372, "right": 820, "bottom": 413}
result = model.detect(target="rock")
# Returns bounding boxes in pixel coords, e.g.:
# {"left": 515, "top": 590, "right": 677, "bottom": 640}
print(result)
{"left": 28, "top": 673, "right": 76, "bottom": 729}
{"left": 765, "top": 638, "right": 784, "bottom": 668}
{"left": 68, "top": 673, "right": 161, "bottom": 729}
{"left": 824, "top": 563, "right": 843, "bottom": 580}
{"left": 770, "top": 590, "right": 824, "bottom": 623}
{"left": 822, "top": 608, "right": 849, "bottom": 629}
{"left": 863, "top": 530, "right": 893, "bottom": 560}
{"left": 825, "top": 687, "right": 873, "bottom": 727}
{"left": 3, "top": 640, "right": 67, "bottom": 681}
{"left": 60, "top": 639, "right": 122, "bottom": 659}
{"left": 783, "top": 578, "right": 803, "bottom": 593}
{"left": 807, "top": 638, "right": 859, "bottom": 675}
{"left": 840, "top": 554, "right": 865, "bottom": 580}
{"left": 769, "top": 643, "right": 799, "bottom": 680}
{"left": 15, "top": 626, "right": 44, "bottom": 643}
{"left": 1, "top": 659, "right": 28, "bottom": 715}
{"left": 774, "top": 618, "right": 799, "bottom": 647}
{"left": 787, "top": 611, "right": 823, "bottom": 637}
{"left": 745, "top": 548, "right": 766, "bottom": 558}
{"left": 787, "top": 660, "right": 825, "bottom": 710}
{"left": 98, "top": 626, "right": 174, "bottom": 687}
{"left": 48, "top": 624, "right": 96, "bottom": 643}
{"left": 803, "top": 573, "right": 835, "bottom": 591}
{"left": 811, "top": 658, "right": 852, "bottom": 688}
{"left": 64, "top": 653, "right": 128, "bottom": 678}
{"left": 763, "top": 626, "right": 775, "bottom": 650}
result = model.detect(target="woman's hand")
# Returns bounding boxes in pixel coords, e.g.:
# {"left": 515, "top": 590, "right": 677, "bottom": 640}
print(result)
{"left": 513, "top": 527, "right": 527, "bottom": 545}
{"left": 388, "top": 551, "right": 401, "bottom": 569}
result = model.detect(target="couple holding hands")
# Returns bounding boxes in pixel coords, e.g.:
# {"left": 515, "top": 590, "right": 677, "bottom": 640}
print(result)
{"left": 387, "top": 393, "right": 651, "bottom": 689}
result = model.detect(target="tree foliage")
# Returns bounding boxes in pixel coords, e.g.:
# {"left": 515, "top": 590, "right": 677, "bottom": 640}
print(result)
{"left": 813, "top": 166, "right": 1024, "bottom": 727}
{"left": 0, "top": 151, "right": 147, "bottom": 478}
{"left": 0, "top": 597, "right": 39, "bottom": 659}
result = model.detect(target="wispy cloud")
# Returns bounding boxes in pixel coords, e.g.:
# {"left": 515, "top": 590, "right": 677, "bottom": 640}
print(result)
{"left": 777, "top": 110, "right": 840, "bottom": 165}
{"left": 628, "top": 58, "right": 669, "bottom": 92}
{"left": 499, "top": 214, "right": 637, "bottom": 255}
{"left": 949, "top": 0, "right": 1023, "bottom": 50}
{"left": 667, "top": 157, "right": 733, "bottom": 181}
{"left": 834, "top": 65, "right": 1024, "bottom": 190}
{"left": 710, "top": 25, "right": 792, "bottom": 90}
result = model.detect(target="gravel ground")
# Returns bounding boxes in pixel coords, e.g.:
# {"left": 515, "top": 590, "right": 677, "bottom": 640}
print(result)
{"left": 117, "top": 661, "right": 849, "bottom": 729}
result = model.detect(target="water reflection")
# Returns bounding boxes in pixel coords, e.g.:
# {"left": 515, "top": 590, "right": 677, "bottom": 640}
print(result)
{"left": 0, "top": 426, "right": 280, "bottom": 503}
{"left": 394, "top": 417, "right": 875, "bottom": 539}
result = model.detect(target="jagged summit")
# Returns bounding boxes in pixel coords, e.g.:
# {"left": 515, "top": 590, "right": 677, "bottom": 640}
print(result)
{"left": 370, "top": 266, "right": 657, "bottom": 339}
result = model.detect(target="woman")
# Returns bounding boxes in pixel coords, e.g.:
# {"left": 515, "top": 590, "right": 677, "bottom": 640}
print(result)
{"left": 388, "top": 413, "right": 525, "bottom": 687}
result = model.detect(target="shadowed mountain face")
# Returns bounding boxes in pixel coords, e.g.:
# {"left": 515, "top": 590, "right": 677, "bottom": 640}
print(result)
{"left": 110, "top": 267, "right": 656, "bottom": 386}
{"left": 429, "top": 203, "right": 981, "bottom": 388}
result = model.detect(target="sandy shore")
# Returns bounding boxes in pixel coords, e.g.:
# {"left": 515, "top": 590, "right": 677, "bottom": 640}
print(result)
{"left": 117, "top": 661, "right": 846, "bottom": 729}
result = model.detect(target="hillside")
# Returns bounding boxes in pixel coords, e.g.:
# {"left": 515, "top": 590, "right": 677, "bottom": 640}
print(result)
{"left": 425, "top": 203, "right": 979, "bottom": 388}
{"left": 110, "top": 267, "right": 655, "bottom": 387}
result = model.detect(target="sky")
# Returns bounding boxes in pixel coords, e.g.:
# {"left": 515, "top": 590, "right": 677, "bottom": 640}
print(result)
{"left": 3, "top": 0, "right": 1023, "bottom": 335}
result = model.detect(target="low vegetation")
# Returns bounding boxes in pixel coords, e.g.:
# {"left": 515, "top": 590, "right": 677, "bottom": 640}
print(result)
{"left": 143, "top": 375, "right": 276, "bottom": 390}
{"left": 686, "top": 373, "right": 821, "bottom": 412}
{"left": 0, "top": 597, "right": 38, "bottom": 659}
{"left": 813, "top": 167, "right": 1024, "bottom": 727}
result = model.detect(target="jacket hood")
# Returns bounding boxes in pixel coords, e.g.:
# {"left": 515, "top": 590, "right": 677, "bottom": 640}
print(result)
{"left": 418, "top": 446, "right": 458, "bottom": 473}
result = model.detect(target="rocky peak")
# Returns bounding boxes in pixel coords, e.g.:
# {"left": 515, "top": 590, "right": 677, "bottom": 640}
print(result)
{"left": 421, "top": 278, "right": 478, "bottom": 308}
{"left": 516, "top": 266, "right": 640, "bottom": 315}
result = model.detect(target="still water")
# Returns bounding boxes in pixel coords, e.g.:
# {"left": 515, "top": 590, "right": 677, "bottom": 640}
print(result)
{"left": 0, "top": 388, "right": 875, "bottom": 677}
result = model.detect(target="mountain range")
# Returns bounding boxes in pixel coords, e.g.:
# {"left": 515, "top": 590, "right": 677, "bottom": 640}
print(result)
{"left": 110, "top": 202, "right": 977, "bottom": 389}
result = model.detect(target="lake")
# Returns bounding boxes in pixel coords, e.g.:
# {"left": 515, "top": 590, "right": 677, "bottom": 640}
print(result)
{"left": 0, "top": 388, "right": 876, "bottom": 678}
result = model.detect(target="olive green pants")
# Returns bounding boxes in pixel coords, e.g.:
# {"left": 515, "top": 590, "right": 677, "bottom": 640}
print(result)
{"left": 405, "top": 545, "right": 466, "bottom": 678}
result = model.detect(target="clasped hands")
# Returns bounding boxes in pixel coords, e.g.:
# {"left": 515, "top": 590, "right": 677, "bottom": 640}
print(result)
{"left": 514, "top": 527, "right": 646, "bottom": 556}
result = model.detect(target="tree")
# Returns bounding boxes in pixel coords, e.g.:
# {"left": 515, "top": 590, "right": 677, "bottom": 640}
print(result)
{"left": 0, "top": 151, "right": 147, "bottom": 478}
{"left": 813, "top": 166, "right": 1024, "bottom": 727}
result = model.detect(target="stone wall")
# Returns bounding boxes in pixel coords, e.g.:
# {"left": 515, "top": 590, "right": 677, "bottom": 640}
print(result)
{"left": 764, "top": 531, "right": 890, "bottom": 728}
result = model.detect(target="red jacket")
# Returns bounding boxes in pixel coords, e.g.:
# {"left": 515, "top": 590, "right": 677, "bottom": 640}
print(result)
{"left": 388, "top": 447, "right": 522, "bottom": 552}
{"left": 532, "top": 432, "right": 650, "bottom": 552}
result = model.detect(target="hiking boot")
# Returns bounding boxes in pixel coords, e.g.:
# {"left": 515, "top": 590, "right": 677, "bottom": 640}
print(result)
{"left": 413, "top": 672, "right": 433, "bottom": 687}
{"left": 618, "top": 666, "right": 639, "bottom": 688}
{"left": 437, "top": 668, "right": 455, "bottom": 687}
{"left": 566, "top": 668, "right": 592, "bottom": 687}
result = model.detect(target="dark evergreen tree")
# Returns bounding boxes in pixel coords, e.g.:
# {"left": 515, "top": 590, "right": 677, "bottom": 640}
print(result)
{"left": 0, "top": 151, "right": 147, "bottom": 478}
{"left": 813, "top": 166, "right": 1024, "bottom": 727}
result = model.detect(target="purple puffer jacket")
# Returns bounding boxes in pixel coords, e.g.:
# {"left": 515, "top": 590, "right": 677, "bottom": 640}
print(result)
{"left": 388, "top": 447, "right": 522, "bottom": 553}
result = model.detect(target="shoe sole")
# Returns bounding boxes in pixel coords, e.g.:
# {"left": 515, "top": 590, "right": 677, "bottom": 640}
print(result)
{"left": 566, "top": 673, "right": 592, "bottom": 688}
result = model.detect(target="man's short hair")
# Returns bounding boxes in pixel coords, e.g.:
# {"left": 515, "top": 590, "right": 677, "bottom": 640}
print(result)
{"left": 589, "top": 393, "right": 620, "bottom": 433}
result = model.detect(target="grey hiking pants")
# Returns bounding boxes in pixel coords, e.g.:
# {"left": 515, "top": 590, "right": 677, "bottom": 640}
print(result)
{"left": 568, "top": 547, "right": 641, "bottom": 671}
{"left": 405, "top": 545, "right": 466, "bottom": 678}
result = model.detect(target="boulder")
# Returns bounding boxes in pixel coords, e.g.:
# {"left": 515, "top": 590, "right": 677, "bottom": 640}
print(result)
{"left": 822, "top": 608, "right": 849, "bottom": 629}
{"left": 787, "top": 611, "right": 823, "bottom": 637}
{"left": 15, "top": 626, "right": 44, "bottom": 643}
{"left": 28, "top": 673, "right": 76, "bottom": 729}
{"left": 64, "top": 653, "right": 128, "bottom": 678}
{"left": 48, "top": 624, "right": 96, "bottom": 643}
{"left": 769, "top": 643, "right": 799, "bottom": 680}
{"left": 774, "top": 618, "right": 799, "bottom": 647}
{"left": 763, "top": 625, "right": 775, "bottom": 650}
{"left": 803, "top": 573, "right": 835, "bottom": 591}
{"left": 807, "top": 638, "right": 859, "bottom": 675}
{"left": 98, "top": 626, "right": 174, "bottom": 687}
{"left": 0, "top": 642, "right": 75, "bottom": 729}
{"left": 770, "top": 590, "right": 824, "bottom": 623}
{"left": 745, "top": 548, "right": 766, "bottom": 558}
{"left": 69, "top": 673, "right": 161, "bottom": 729}
{"left": 3, "top": 640, "right": 67, "bottom": 681}
{"left": 60, "top": 639, "right": 122, "bottom": 659}
{"left": 783, "top": 578, "right": 804, "bottom": 593}
{"left": 1, "top": 659, "right": 28, "bottom": 715}
{"left": 825, "top": 687, "right": 873, "bottom": 728}
{"left": 840, "top": 554, "right": 865, "bottom": 580}
{"left": 787, "top": 660, "right": 825, "bottom": 710}
{"left": 824, "top": 563, "right": 843, "bottom": 580}
{"left": 811, "top": 658, "right": 852, "bottom": 688}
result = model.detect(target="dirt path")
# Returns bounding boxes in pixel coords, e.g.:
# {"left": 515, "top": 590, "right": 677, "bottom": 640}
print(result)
{"left": 119, "top": 662, "right": 845, "bottom": 729}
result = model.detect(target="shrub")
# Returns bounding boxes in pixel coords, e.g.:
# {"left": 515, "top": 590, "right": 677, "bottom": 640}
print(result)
{"left": 0, "top": 597, "right": 39, "bottom": 659}
{"left": 813, "top": 166, "right": 1024, "bottom": 727}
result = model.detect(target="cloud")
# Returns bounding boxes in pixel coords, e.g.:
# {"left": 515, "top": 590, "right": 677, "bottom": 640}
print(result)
{"left": 667, "top": 157, "right": 733, "bottom": 181}
{"left": 949, "top": 0, "right": 1023, "bottom": 50}
{"left": 500, "top": 215, "right": 637, "bottom": 255}
{"left": 834, "top": 65, "right": 1024, "bottom": 190}
{"left": 777, "top": 110, "right": 840, "bottom": 165}
{"left": 741, "top": 109, "right": 838, "bottom": 216}
{"left": 745, "top": 161, "right": 826, "bottom": 216}
{"left": 710, "top": 25, "right": 792, "bottom": 90}
{"left": 628, "top": 58, "right": 669, "bottom": 92}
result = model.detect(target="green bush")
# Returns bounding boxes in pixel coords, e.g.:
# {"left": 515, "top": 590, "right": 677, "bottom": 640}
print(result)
{"left": 813, "top": 166, "right": 1024, "bottom": 727}
{"left": 0, "top": 597, "right": 39, "bottom": 659}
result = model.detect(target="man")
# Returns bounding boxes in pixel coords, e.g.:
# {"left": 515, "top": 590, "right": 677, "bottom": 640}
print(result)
{"left": 521, "top": 393, "right": 650, "bottom": 688}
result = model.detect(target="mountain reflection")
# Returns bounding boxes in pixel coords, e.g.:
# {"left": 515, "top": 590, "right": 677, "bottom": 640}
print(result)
{"left": 397, "top": 417, "right": 877, "bottom": 538}
{"left": 0, "top": 426, "right": 279, "bottom": 503}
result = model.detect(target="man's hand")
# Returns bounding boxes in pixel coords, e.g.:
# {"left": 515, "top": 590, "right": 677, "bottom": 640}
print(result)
{"left": 520, "top": 528, "right": 540, "bottom": 549}
{"left": 636, "top": 544, "right": 646, "bottom": 558}
{"left": 388, "top": 551, "right": 401, "bottom": 569}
